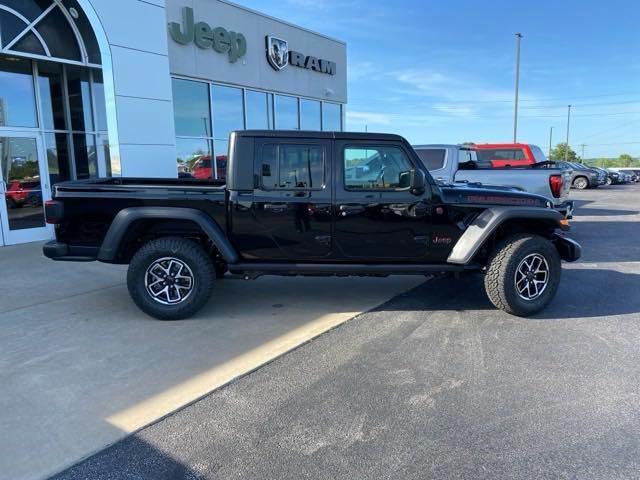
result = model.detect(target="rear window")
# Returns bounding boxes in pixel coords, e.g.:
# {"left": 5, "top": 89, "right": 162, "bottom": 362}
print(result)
{"left": 477, "top": 148, "right": 525, "bottom": 162}
{"left": 415, "top": 148, "right": 446, "bottom": 170}
{"left": 529, "top": 145, "right": 547, "bottom": 163}
{"left": 260, "top": 143, "right": 325, "bottom": 190}
{"left": 458, "top": 148, "right": 478, "bottom": 164}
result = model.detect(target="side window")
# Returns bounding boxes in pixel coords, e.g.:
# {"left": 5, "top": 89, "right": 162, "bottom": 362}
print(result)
{"left": 416, "top": 148, "right": 446, "bottom": 171}
{"left": 478, "top": 148, "right": 524, "bottom": 161}
{"left": 344, "top": 146, "right": 413, "bottom": 190}
{"left": 260, "top": 144, "right": 324, "bottom": 190}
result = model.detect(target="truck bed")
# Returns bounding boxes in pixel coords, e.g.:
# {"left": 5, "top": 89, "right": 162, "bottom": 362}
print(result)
{"left": 51, "top": 178, "right": 228, "bottom": 260}
{"left": 54, "top": 177, "right": 227, "bottom": 194}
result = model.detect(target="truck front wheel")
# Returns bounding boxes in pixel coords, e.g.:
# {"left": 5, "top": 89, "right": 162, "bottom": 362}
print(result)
{"left": 484, "top": 234, "right": 561, "bottom": 317}
{"left": 127, "top": 237, "right": 215, "bottom": 320}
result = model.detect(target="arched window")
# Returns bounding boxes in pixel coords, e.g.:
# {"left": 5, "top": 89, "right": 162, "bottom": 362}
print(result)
{"left": 0, "top": 0, "right": 100, "bottom": 66}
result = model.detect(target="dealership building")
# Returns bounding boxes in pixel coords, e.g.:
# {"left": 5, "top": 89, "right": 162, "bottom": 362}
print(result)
{"left": 0, "top": 0, "right": 347, "bottom": 246}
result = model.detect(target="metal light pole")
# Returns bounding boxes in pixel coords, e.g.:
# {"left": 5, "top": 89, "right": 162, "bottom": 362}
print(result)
{"left": 513, "top": 33, "right": 523, "bottom": 142}
{"left": 580, "top": 144, "right": 585, "bottom": 161}
{"left": 548, "top": 126, "right": 553, "bottom": 157}
{"left": 565, "top": 104, "right": 571, "bottom": 161}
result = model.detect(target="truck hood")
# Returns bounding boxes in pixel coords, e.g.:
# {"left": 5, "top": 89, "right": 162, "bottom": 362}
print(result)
{"left": 439, "top": 184, "right": 551, "bottom": 208}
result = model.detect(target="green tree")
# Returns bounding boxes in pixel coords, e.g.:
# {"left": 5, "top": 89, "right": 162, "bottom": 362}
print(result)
{"left": 549, "top": 143, "right": 580, "bottom": 162}
{"left": 619, "top": 153, "right": 633, "bottom": 167}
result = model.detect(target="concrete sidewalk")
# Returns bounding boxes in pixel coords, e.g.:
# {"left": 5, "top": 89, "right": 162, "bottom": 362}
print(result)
{"left": 0, "top": 242, "right": 423, "bottom": 480}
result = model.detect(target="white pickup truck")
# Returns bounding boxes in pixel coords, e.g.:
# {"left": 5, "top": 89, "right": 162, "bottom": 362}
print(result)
{"left": 413, "top": 144, "right": 574, "bottom": 218}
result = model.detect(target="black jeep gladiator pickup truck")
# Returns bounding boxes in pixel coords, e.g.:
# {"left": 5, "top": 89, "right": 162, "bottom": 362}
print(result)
{"left": 43, "top": 131, "right": 581, "bottom": 320}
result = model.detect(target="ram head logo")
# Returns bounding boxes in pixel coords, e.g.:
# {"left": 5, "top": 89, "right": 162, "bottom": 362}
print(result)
{"left": 266, "top": 36, "right": 288, "bottom": 70}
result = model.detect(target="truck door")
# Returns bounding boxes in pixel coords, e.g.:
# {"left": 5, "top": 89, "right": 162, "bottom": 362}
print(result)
{"left": 333, "top": 140, "right": 432, "bottom": 260}
{"left": 248, "top": 138, "right": 333, "bottom": 260}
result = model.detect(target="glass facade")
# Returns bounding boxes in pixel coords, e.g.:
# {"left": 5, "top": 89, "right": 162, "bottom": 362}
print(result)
{"left": 0, "top": 0, "right": 101, "bottom": 65}
{"left": 0, "top": 56, "right": 38, "bottom": 128}
{"left": 322, "top": 102, "right": 341, "bottom": 131}
{"left": 36, "top": 62, "right": 106, "bottom": 183}
{"left": 0, "top": 56, "right": 106, "bottom": 186}
{"left": 245, "top": 90, "right": 273, "bottom": 130}
{"left": 171, "top": 77, "right": 343, "bottom": 180}
{"left": 300, "top": 99, "right": 321, "bottom": 131}
{"left": 275, "top": 95, "right": 298, "bottom": 130}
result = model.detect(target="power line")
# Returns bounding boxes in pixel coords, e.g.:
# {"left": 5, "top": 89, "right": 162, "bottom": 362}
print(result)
{"left": 521, "top": 111, "right": 640, "bottom": 118}
{"left": 348, "top": 91, "right": 640, "bottom": 105}
{"left": 581, "top": 141, "right": 640, "bottom": 146}
{"left": 576, "top": 119, "right": 640, "bottom": 143}
{"left": 346, "top": 106, "right": 640, "bottom": 119}
{"left": 521, "top": 99, "right": 640, "bottom": 110}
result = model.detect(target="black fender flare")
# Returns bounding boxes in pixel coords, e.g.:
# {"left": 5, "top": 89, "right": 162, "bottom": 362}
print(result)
{"left": 447, "top": 207, "right": 563, "bottom": 265}
{"left": 97, "top": 207, "right": 239, "bottom": 264}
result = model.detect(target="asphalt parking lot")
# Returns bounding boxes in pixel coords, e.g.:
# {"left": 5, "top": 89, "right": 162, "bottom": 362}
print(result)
{"left": 49, "top": 184, "right": 640, "bottom": 480}
{"left": 0, "top": 242, "right": 421, "bottom": 480}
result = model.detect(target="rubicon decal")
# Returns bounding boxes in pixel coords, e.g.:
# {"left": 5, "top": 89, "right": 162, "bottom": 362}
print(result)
{"left": 466, "top": 195, "right": 540, "bottom": 206}
{"left": 266, "top": 36, "right": 336, "bottom": 75}
{"left": 169, "top": 7, "right": 247, "bottom": 63}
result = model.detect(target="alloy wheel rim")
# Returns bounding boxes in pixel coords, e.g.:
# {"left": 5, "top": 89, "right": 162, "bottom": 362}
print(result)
{"left": 144, "top": 257, "right": 195, "bottom": 305}
{"left": 575, "top": 178, "right": 587, "bottom": 189}
{"left": 514, "top": 253, "right": 549, "bottom": 301}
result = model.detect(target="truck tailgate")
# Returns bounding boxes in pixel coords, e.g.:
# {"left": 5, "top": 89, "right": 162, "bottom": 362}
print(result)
{"left": 454, "top": 168, "right": 571, "bottom": 205}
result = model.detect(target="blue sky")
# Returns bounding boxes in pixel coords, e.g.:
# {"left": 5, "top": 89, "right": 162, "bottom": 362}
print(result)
{"left": 240, "top": 0, "right": 640, "bottom": 158}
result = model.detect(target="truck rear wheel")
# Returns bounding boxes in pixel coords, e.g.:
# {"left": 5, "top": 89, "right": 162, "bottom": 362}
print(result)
{"left": 572, "top": 176, "right": 589, "bottom": 189}
{"left": 127, "top": 237, "right": 215, "bottom": 320}
{"left": 484, "top": 234, "right": 561, "bottom": 317}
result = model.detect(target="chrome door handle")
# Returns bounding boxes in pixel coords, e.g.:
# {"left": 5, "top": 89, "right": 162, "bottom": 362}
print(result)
{"left": 338, "top": 205, "right": 365, "bottom": 216}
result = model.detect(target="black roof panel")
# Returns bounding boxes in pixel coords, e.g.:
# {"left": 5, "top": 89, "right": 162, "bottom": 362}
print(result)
{"left": 232, "top": 130, "right": 406, "bottom": 141}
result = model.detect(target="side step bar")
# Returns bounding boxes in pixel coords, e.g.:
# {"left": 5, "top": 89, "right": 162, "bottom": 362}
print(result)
{"left": 229, "top": 262, "right": 477, "bottom": 278}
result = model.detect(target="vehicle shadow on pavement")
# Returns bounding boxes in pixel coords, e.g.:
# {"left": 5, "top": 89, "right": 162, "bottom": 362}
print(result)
{"left": 535, "top": 267, "right": 640, "bottom": 319}
{"left": 384, "top": 270, "right": 640, "bottom": 320}
{"left": 570, "top": 221, "right": 640, "bottom": 263}
{"left": 50, "top": 435, "right": 202, "bottom": 480}
{"left": 575, "top": 207, "right": 639, "bottom": 217}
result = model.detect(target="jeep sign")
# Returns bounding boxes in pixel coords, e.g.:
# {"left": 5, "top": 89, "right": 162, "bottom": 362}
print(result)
{"left": 168, "top": 7, "right": 247, "bottom": 63}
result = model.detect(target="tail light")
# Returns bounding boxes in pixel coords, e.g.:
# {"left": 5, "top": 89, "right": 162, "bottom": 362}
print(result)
{"left": 44, "top": 200, "right": 64, "bottom": 224}
{"left": 549, "top": 174, "right": 563, "bottom": 198}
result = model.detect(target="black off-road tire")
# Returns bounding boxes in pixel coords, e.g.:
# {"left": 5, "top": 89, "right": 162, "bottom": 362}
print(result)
{"left": 484, "top": 234, "right": 561, "bottom": 317}
{"left": 127, "top": 237, "right": 215, "bottom": 320}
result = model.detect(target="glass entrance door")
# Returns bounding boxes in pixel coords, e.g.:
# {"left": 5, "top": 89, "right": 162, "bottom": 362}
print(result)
{"left": 0, "top": 132, "right": 52, "bottom": 245}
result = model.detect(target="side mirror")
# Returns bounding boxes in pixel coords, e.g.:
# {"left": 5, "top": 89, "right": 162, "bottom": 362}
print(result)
{"left": 409, "top": 169, "right": 426, "bottom": 195}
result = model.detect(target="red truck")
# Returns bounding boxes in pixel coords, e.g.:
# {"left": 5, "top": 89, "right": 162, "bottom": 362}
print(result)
{"left": 475, "top": 143, "right": 548, "bottom": 168}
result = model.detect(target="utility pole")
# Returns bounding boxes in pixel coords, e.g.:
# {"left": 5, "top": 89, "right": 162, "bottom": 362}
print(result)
{"left": 580, "top": 144, "right": 585, "bottom": 161}
{"left": 565, "top": 104, "right": 571, "bottom": 161}
{"left": 513, "top": 33, "right": 523, "bottom": 142}
{"left": 548, "top": 126, "right": 553, "bottom": 157}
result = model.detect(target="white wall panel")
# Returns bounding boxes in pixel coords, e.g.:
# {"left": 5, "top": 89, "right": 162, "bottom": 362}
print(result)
{"left": 116, "top": 96, "right": 175, "bottom": 146}
{"left": 110, "top": 46, "right": 173, "bottom": 100}
{"left": 90, "top": 0, "right": 169, "bottom": 55}
{"left": 117, "top": 144, "right": 177, "bottom": 178}
{"left": 90, "top": 0, "right": 177, "bottom": 177}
